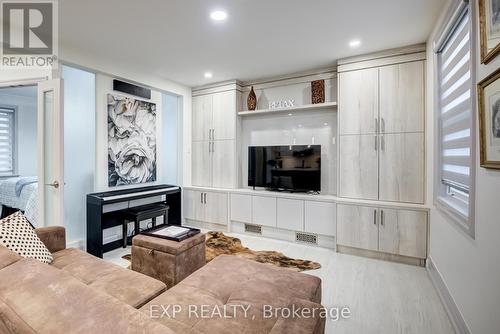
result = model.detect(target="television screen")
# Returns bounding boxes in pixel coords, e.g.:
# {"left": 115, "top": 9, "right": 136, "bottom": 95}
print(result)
{"left": 248, "top": 145, "right": 321, "bottom": 192}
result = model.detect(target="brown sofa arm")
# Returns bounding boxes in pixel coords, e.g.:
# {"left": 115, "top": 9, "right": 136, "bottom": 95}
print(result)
{"left": 269, "top": 299, "right": 326, "bottom": 334}
{"left": 35, "top": 226, "right": 66, "bottom": 253}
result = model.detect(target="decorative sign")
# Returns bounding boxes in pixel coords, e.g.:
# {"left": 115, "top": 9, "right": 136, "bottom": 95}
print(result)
{"left": 269, "top": 99, "right": 295, "bottom": 109}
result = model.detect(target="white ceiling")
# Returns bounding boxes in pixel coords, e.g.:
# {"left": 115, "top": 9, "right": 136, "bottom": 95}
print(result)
{"left": 59, "top": 0, "right": 446, "bottom": 88}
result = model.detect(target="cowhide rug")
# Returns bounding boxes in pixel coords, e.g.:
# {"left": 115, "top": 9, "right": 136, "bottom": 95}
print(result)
{"left": 205, "top": 231, "right": 321, "bottom": 272}
{"left": 122, "top": 231, "right": 321, "bottom": 272}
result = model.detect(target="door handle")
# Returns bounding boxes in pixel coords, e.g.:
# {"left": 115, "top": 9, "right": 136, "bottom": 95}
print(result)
{"left": 380, "top": 210, "right": 384, "bottom": 226}
{"left": 45, "top": 181, "right": 60, "bottom": 189}
{"left": 373, "top": 209, "right": 377, "bottom": 225}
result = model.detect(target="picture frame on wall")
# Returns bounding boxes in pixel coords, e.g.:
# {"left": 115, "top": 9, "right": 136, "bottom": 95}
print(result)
{"left": 479, "top": 0, "right": 500, "bottom": 64}
{"left": 478, "top": 67, "right": 500, "bottom": 169}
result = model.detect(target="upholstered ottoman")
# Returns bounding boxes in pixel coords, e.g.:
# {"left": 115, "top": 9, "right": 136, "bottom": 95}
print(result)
{"left": 131, "top": 233, "right": 206, "bottom": 289}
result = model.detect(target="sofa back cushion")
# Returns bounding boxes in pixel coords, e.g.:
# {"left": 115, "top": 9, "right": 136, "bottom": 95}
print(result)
{"left": 0, "top": 212, "right": 53, "bottom": 264}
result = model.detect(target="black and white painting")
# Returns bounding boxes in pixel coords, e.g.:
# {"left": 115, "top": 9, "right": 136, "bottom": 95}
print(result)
{"left": 489, "top": 0, "right": 500, "bottom": 37}
{"left": 490, "top": 92, "right": 500, "bottom": 140}
{"left": 107, "top": 94, "right": 156, "bottom": 186}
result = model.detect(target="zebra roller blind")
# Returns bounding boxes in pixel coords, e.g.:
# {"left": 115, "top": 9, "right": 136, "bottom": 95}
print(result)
{"left": 0, "top": 107, "right": 15, "bottom": 176}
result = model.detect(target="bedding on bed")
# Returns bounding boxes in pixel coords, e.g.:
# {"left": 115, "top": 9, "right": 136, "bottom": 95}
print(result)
{"left": 0, "top": 176, "right": 38, "bottom": 226}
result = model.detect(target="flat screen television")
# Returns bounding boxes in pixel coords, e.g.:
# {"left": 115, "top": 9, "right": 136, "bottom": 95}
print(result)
{"left": 248, "top": 145, "right": 321, "bottom": 193}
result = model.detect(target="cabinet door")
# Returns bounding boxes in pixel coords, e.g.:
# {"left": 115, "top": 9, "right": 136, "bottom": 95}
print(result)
{"left": 379, "top": 61, "right": 424, "bottom": 134}
{"left": 304, "top": 201, "right": 336, "bottom": 236}
{"left": 212, "top": 140, "right": 236, "bottom": 189}
{"left": 192, "top": 95, "right": 212, "bottom": 142}
{"left": 212, "top": 91, "right": 236, "bottom": 140}
{"left": 192, "top": 141, "right": 211, "bottom": 187}
{"left": 252, "top": 196, "right": 276, "bottom": 227}
{"left": 337, "top": 204, "right": 379, "bottom": 251}
{"left": 183, "top": 190, "right": 205, "bottom": 222}
{"left": 379, "top": 133, "right": 424, "bottom": 203}
{"left": 277, "top": 198, "right": 304, "bottom": 231}
{"left": 378, "top": 209, "right": 427, "bottom": 258}
{"left": 205, "top": 191, "right": 228, "bottom": 225}
{"left": 339, "top": 135, "right": 378, "bottom": 200}
{"left": 338, "top": 68, "right": 379, "bottom": 135}
{"left": 230, "top": 194, "right": 252, "bottom": 223}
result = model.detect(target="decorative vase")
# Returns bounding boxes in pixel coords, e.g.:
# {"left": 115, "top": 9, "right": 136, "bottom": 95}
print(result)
{"left": 247, "top": 86, "right": 257, "bottom": 111}
{"left": 311, "top": 80, "right": 325, "bottom": 104}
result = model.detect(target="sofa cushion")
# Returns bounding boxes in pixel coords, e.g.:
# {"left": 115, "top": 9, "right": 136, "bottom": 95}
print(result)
{"left": 0, "top": 245, "right": 21, "bottom": 270}
{"left": 0, "top": 258, "right": 174, "bottom": 334}
{"left": 141, "top": 255, "right": 323, "bottom": 333}
{"left": 0, "top": 212, "right": 53, "bottom": 264}
{"left": 51, "top": 248, "right": 166, "bottom": 308}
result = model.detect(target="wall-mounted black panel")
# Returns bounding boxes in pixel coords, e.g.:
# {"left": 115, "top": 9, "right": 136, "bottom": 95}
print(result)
{"left": 113, "top": 79, "right": 151, "bottom": 100}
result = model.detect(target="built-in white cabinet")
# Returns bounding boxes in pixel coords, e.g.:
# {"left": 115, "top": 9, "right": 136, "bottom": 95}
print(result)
{"left": 338, "top": 57, "right": 425, "bottom": 204}
{"left": 183, "top": 189, "right": 228, "bottom": 225}
{"left": 304, "top": 201, "right": 336, "bottom": 236}
{"left": 252, "top": 196, "right": 277, "bottom": 227}
{"left": 379, "top": 61, "right": 425, "bottom": 134}
{"left": 379, "top": 133, "right": 425, "bottom": 203}
{"left": 191, "top": 84, "right": 240, "bottom": 189}
{"left": 339, "top": 134, "right": 378, "bottom": 200}
{"left": 277, "top": 198, "right": 304, "bottom": 231}
{"left": 338, "top": 67, "right": 379, "bottom": 135}
{"left": 230, "top": 194, "right": 252, "bottom": 223}
{"left": 337, "top": 204, "right": 427, "bottom": 259}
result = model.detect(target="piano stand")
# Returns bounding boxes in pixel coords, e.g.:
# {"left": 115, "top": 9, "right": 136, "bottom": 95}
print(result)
{"left": 86, "top": 184, "right": 181, "bottom": 258}
{"left": 121, "top": 203, "right": 169, "bottom": 247}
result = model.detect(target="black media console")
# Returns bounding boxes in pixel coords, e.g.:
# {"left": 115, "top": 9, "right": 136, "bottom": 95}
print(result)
{"left": 86, "top": 184, "right": 181, "bottom": 258}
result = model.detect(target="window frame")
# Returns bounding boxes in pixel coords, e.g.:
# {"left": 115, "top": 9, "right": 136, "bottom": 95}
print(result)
{"left": 0, "top": 104, "right": 17, "bottom": 178}
{"left": 433, "top": 0, "right": 476, "bottom": 238}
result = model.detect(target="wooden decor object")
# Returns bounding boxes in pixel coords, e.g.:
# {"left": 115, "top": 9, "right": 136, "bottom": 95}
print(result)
{"left": 247, "top": 86, "right": 257, "bottom": 111}
{"left": 311, "top": 80, "right": 325, "bottom": 104}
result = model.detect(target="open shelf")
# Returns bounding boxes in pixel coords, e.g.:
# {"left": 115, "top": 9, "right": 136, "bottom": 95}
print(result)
{"left": 238, "top": 101, "right": 337, "bottom": 117}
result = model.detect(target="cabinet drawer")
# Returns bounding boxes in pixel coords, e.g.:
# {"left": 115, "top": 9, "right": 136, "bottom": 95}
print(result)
{"left": 230, "top": 194, "right": 252, "bottom": 223}
{"left": 305, "top": 201, "right": 336, "bottom": 236}
{"left": 252, "top": 196, "right": 277, "bottom": 227}
{"left": 277, "top": 198, "right": 304, "bottom": 231}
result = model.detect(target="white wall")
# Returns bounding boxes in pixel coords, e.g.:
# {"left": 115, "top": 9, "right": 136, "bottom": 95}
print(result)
{"left": 62, "top": 65, "right": 96, "bottom": 245}
{"left": 161, "top": 93, "right": 181, "bottom": 185}
{"left": 0, "top": 90, "right": 37, "bottom": 176}
{"left": 427, "top": 1, "right": 500, "bottom": 333}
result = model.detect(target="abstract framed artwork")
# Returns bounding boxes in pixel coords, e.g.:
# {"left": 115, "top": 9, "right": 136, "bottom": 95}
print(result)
{"left": 479, "top": 0, "right": 500, "bottom": 63}
{"left": 478, "top": 67, "right": 500, "bottom": 169}
{"left": 107, "top": 94, "right": 157, "bottom": 186}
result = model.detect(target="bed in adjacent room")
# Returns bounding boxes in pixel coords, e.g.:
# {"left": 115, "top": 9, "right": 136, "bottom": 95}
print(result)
{"left": 0, "top": 176, "right": 38, "bottom": 226}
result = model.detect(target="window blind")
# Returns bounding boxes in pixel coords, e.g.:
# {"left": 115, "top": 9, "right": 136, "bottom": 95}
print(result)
{"left": 0, "top": 107, "right": 15, "bottom": 175}
{"left": 437, "top": 7, "right": 472, "bottom": 216}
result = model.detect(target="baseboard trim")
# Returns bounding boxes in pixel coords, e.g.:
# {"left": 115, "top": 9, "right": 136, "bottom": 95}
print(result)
{"left": 337, "top": 245, "right": 425, "bottom": 266}
{"left": 67, "top": 239, "right": 86, "bottom": 251}
{"left": 426, "top": 257, "right": 470, "bottom": 334}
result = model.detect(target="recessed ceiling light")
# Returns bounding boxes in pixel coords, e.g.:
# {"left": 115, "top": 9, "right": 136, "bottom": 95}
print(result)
{"left": 210, "top": 10, "right": 227, "bottom": 21}
{"left": 204, "top": 72, "right": 213, "bottom": 79}
{"left": 298, "top": 124, "right": 303, "bottom": 127}
{"left": 324, "top": 122, "right": 329, "bottom": 126}
{"left": 288, "top": 113, "right": 293, "bottom": 116}
{"left": 349, "top": 39, "right": 361, "bottom": 48}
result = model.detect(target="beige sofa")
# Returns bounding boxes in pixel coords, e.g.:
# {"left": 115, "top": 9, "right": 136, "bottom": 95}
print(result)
{"left": 0, "top": 227, "right": 325, "bottom": 334}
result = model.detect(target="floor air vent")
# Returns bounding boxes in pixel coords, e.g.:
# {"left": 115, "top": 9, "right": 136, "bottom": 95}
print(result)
{"left": 295, "top": 232, "right": 318, "bottom": 244}
{"left": 244, "top": 224, "right": 262, "bottom": 234}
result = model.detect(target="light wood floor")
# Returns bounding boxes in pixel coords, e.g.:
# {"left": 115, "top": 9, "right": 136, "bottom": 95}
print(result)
{"left": 104, "top": 233, "right": 454, "bottom": 334}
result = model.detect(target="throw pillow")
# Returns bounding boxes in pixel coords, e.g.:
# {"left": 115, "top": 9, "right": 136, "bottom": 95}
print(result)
{"left": 0, "top": 211, "right": 53, "bottom": 264}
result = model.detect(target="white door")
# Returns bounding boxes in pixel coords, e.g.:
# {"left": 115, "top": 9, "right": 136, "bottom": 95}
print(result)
{"left": 304, "top": 201, "right": 336, "bottom": 236}
{"left": 212, "top": 91, "right": 236, "bottom": 140}
{"left": 378, "top": 133, "right": 425, "bottom": 203}
{"left": 252, "top": 196, "right": 276, "bottom": 227}
{"left": 337, "top": 204, "right": 379, "bottom": 251}
{"left": 277, "top": 198, "right": 304, "bottom": 231}
{"left": 204, "top": 191, "right": 228, "bottom": 225}
{"left": 192, "top": 95, "right": 212, "bottom": 142}
{"left": 379, "top": 61, "right": 425, "bottom": 134}
{"left": 37, "top": 79, "right": 64, "bottom": 227}
{"left": 339, "top": 134, "right": 379, "bottom": 200}
{"left": 378, "top": 208, "right": 427, "bottom": 258}
{"left": 338, "top": 68, "right": 379, "bottom": 135}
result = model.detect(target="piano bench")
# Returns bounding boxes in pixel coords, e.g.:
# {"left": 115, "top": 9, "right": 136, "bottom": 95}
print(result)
{"left": 121, "top": 203, "right": 169, "bottom": 248}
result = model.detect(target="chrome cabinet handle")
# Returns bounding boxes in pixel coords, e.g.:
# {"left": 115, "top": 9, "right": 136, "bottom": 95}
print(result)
{"left": 375, "top": 135, "right": 378, "bottom": 151}
{"left": 381, "top": 135, "right": 385, "bottom": 151}
{"left": 45, "top": 181, "right": 59, "bottom": 189}
{"left": 381, "top": 210, "right": 384, "bottom": 226}
{"left": 204, "top": 193, "right": 207, "bottom": 204}
{"left": 212, "top": 129, "right": 215, "bottom": 140}
{"left": 373, "top": 209, "right": 377, "bottom": 225}
{"left": 381, "top": 118, "right": 385, "bottom": 133}
{"left": 375, "top": 118, "right": 379, "bottom": 133}
{"left": 200, "top": 193, "right": 203, "bottom": 203}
